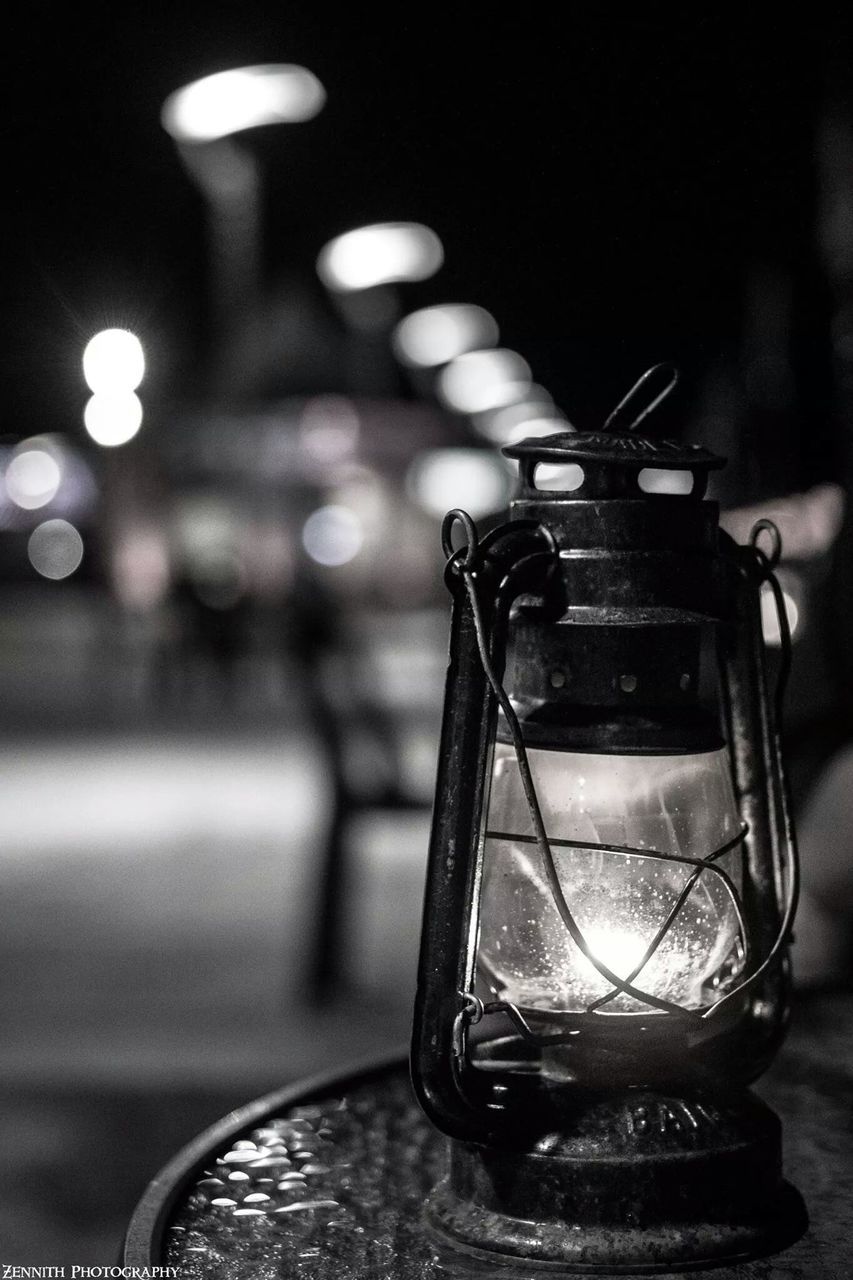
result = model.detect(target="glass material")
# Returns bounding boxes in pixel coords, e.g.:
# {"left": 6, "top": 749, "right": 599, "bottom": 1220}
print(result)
{"left": 478, "top": 744, "right": 745, "bottom": 1014}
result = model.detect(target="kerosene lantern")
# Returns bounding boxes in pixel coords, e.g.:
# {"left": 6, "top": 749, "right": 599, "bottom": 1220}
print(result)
{"left": 411, "top": 368, "right": 805, "bottom": 1271}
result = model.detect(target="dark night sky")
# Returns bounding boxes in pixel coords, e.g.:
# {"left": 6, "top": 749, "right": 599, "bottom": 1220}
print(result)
{"left": 2, "top": 7, "right": 839, "bottom": 455}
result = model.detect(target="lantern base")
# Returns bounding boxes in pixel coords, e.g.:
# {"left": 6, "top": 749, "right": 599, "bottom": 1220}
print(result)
{"left": 427, "top": 1087, "right": 806, "bottom": 1272}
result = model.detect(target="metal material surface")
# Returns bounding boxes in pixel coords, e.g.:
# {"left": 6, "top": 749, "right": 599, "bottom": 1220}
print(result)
{"left": 411, "top": 517, "right": 553, "bottom": 1139}
{"left": 125, "top": 996, "right": 853, "bottom": 1277}
{"left": 408, "top": 387, "right": 803, "bottom": 1267}
{"left": 429, "top": 1089, "right": 804, "bottom": 1271}
{"left": 412, "top": 403, "right": 798, "bottom": 1149}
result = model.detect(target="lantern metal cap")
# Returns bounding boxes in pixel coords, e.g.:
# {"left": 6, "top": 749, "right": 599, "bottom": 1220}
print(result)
{"left": 502, "top": 430, "right": 725, "bottom": 473}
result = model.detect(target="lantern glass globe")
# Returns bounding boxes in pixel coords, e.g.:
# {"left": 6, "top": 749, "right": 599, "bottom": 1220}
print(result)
{"left": 478, "top": 743, "right": 745, "bottom": 1014}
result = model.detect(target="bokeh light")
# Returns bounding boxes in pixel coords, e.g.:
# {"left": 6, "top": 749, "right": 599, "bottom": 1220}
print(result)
{"left": 437, "top": 349, "right": 532, "bottom": 415}
{"left": 161, "top": 65, "right": 326, "bottom": 143}
{"left": 84, "top": 392, "right": 143, "bottom": 447}
{"left": 317, "top": 223, "right": 444, "bottom": 293}
{"left": 392, "top": 304, "right": 499, "bottom": 368}
{"left": 761, "top": 583, "right": 800, "bottom": 647}
{"left": 82, "top": 329, "right": 145, "bottom": 394}
{"left": 302, "top": 505, "right": 364, "bottom": 566}
{"left": 112, "top": 529, "right": 171, "bottom": 611}
{"left": 482, "top": 411, "right": 569, "bottom": 447}
{"left": 720, "top": 484, "right": 846, "bottom": 561}
{"left": 28, "top": 519, "right": 84, "bottom": 580}
{"left": 5, "top": 449, "right": 62, "bottom": 510}
{"left": 299, "top": 397, "right": 360, "bottom": 466}
{"left": 407, "top": 449, "right": 510, "bottom": 519}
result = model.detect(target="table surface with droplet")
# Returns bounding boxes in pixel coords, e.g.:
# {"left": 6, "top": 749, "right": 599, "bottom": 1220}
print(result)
{"left": 126, "top": 994, "right": 853, "bottom": 1279}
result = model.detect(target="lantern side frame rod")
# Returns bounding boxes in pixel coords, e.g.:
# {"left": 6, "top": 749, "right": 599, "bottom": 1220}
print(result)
{"left": 411, "top": 515, "right": 556, "bottom": 1138}
{"left": 409, "top": 560, "right": 495, "bottom": 1135}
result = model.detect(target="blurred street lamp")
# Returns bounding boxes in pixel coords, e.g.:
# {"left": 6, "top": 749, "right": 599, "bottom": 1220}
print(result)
{"left": 301, "top": 503, "right": 364, "bottom": 567}
{"left": 407, "top": 447, "right": 510, "bottom": 520}
{"left": 1, "top": 435, "right": 96, "bottom": 526}
{"left": 161, "top": 65, "right": 325, "bottom": 143}
{"left": 162, "top": 65, "right": 326, "bottom": 353}
{"left": 479, "top": 410, "right": 568, "bottom": 446}
{"left": 82, "top": 329, "right": 145, "bottom": 394}
{"left": 392, "top": 303, "right": 499, "bottom": 369}
{"left": 316, "top": 222, "right": 444, "bottom": 393}
{"left": 28, "top": 519, "right": 84, "bottom": 580}
{"left": 317, "top": 222, "right": 443, "bottom": 294}
{"left": 474, "top": 393, "right": 566, "bottom": 446}
{"left": 437, "top": 348, "right": 532, "bottom": 415}
{"left": 5, "top": 447, "right": 62, "bottom": 510}
{"left": 82, "top": 329, "right": 145, "bottom": 447}
{"left": 83, "top": 391, "right": 144, "bottom": 447}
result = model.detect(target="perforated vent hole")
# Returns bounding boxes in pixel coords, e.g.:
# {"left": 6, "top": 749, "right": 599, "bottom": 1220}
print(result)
{"left": 638, "top": 468, "right": 694, "bottom": 495}
{"left": 534, "top": 462, "right": 585, "bottom": 492}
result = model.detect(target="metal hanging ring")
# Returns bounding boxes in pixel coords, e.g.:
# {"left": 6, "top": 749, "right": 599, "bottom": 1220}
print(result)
{"left": 749, "top": 518, "right": 782, "bottom": 572}
{"left": 459, "top": 992, "right": 484, "bottom": 1024}
{"left": 441, "top": 509, "right": 480, "bottom": 571}
{"left": 602, "top": 363, "right": 680, "bottom": 435}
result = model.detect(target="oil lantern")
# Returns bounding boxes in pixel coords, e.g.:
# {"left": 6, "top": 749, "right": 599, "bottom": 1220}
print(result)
{"left": 411, "top": 368, "right": 805, "bottom": 1271}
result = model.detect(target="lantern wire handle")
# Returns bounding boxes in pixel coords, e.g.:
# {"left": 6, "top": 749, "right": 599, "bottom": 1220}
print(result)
{"left": 442, "top": 509, "right": 700, "bottom": 1020}
{"left": 602, "top": 363, "right": 680, "bottom": 435}
{"left": 482, "top": 823, "right": 750, "bottom": 1011}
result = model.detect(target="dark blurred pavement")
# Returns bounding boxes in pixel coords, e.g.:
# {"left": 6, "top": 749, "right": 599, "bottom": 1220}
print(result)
{"left": 0, "top": 586, "right": 436, "bottom": 1263}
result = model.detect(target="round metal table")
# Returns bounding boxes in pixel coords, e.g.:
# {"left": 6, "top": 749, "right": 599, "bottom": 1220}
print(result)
{"left": 124, "top": 994, "right": 853, "bottom": 1278}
